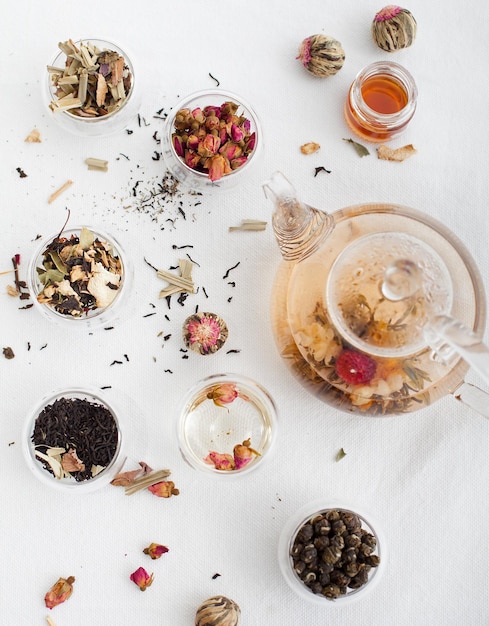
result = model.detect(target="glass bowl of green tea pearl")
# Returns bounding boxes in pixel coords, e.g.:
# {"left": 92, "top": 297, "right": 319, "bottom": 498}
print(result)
{"left": 278, "top": 501, "right": 386, "bottom": 605}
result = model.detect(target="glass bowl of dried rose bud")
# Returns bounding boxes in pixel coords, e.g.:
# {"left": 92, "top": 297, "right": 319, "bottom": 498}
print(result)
{"left": 177, "top": 374, "right": 277, "bottom": 476}
{"left": 27, "top": 225, "right": 132, "bottom": 330}
{"left": 22, "top": 387, "right": 126, "bottom": 493}
{"left": 162, "top": 89, "right": 262, "bottom": 192}
{"left": 45, "top": 38, "right": 140, "bottom": 136}
{"left": 278, "top": 501, "right": 386, "bottom": 605}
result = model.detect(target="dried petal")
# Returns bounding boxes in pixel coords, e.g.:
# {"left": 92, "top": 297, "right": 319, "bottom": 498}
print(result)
{"left": 143, "top": 543, "right": 169, "bottom": 559}
{"left": 300, "top": 142, "right": 320, "bottom": 155}
{"left": 147, "top": 480, "right": 179, "bottom": 498}
{"left": 204, "top": 451, "right": 236, "bottom": 470}
{"left": 44, "top": 576, "right": 75, "bottom": 609}
{"left": 130, "top": 567, "right": 154, "bottom": 591}
{"left": 207, "top": 154, "right": 227, "bottom": 182}
{"left": 110, "top": 461, "right": 153, "bottom": 487}
{"left": 377, "top": 143, "right": 417, "bottom": 162}
{"left": 61, "top": 448, "right": 85, "bottom": 473}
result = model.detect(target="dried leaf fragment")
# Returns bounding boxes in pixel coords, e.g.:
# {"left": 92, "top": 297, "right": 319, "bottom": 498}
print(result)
{"left": 85, "top": 157, "right": 108, "bottom": 171}
{"left": 335, "top": 447, "right": 347, "bottom": 462}
{"left": 377, "top": 144, "right": 416, "bottom": 162}
{"left": 343, "top": 137, "right": 370, "bottom": 157}
{"left": 301, "top": 142, "right": 320, "bottom": 155}
{"left": 3, "top": 347, "right": 15, "bottom": 359}
{"left": 229, "top": 219, "right": 267, "bottom": 232}
{"left": 25, "top": 128, "right": 41, "bottom": 143}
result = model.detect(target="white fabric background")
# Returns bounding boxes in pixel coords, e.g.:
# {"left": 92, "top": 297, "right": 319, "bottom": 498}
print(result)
{"left": 1, "top": 1, "right": 488, "bottom": 624}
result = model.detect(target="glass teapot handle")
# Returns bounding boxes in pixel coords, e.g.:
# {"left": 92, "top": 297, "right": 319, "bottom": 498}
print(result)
{"left": 424, "top": 315, "right": 489, "bottom": 419}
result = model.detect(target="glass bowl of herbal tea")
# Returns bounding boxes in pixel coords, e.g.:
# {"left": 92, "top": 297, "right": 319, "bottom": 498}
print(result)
{"left": 177, "top": 374, "right": 277, "bottom": 477}
{"left": 27, "top": 225, "right": 132, "bottom": 330}
{"left": 278, "top": 501, "right": 386, "bottom": 605}
{"left": 162, "top": 89, "right": 262, "bottom": 192}
{"left": 23, "top": 388, "right": 126, "bottom": 493}
{"left": 45, "top": 38, "right": 140, "bottom": 136}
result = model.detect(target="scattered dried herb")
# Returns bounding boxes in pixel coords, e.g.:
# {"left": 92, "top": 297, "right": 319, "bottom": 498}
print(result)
{"left": 25, "top": 128, "right": 41, "bottom": 143}
{"left": 35, "top": 226, "right": 123, "bottom": 317}
{"left": 155, "top": 258, "right": 195, "bottom": 299}
{"left": 16, "top": 167, "right": 27, "bottom": 178}
{"left": 229, "top": 219, "right": 267, "bottom": 232}
{"left": 31, "top": 396, "right": 118, "bottom": 482}
{"left": 85, "top": 157, "right": 108, "bottom": 171}
{"left": 335, "top": 447, "right": 347, "bottom": 462}
{"left": 343, "top": 137, "right": 370, "bottom": 157}
{"left": 301, "top": 142, "right": 320, "bottom": 155}
{"left": 47, "top": 179, "right": 74, "bottom": 204}
{"left": 212, "top": 573, "right": 221, "bottom": 580}
{"left": 223, "top": 262, "right": 240, "bottom": 279}
{"left": 314, "top": 166, "right": 331, "bottom": 177}
{"left": 48, "top": 39, "right": 132, "bottom": 117}
{"left": 209, "top": 72, "right": 220, "bottom": 87}
{"left": 3, "top": 347, "right": 14, "bottom": 359}
{"left": 205, "top": 438, "right": 260, "bottom": 471}
{"left": 143, "top": 543, "right": 169, "bottom": 559}
{"left": 130, "top": 567, "right": 154, "bottom": 591}
{"left": 377, "top": 144, "right": 416, "bottom": 162}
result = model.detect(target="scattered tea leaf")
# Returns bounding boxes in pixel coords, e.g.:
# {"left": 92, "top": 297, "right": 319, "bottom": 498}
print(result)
{"left": 3, "top": 347, "right": 15, "bottom": 359}
{"left": 335, "top": 447, "right": 347, "bottom": 462}
{"left": 25, "top": 129, "right": 41, "bottom": 143}
{"left": 343, "top": 138, "right": 370, "bottom": 157}
{"left": 314, "top": 166, "right": 331, "bottom": 177}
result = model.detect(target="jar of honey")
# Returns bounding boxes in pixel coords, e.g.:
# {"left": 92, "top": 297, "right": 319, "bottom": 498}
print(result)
{"left": 345, "top": 61, "right": 417, "bottom": 142}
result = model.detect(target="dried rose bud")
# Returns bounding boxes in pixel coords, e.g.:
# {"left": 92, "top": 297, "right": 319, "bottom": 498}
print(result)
{"left": 130, "top": 567, "right": 154, "bottom": 591}
{"left": 143, "top": 543, "right": 169, "bottom": 559}
{"left": 208, "top": 154, "right": 231, "bottom": 182}
{"left": 185, "top": 150, "right": 201, "bottom": 169}
{"left": 187, "top": 134, "right": 199, "bottom": 150}
{"left": 198, "top": 134, "right": 221, "bottom": 157}
{"left": 230, "top": 155, "right": 248, "bottom": 170}
{"left": 233, "top": 438, "right": 260, "bottom": 470}
{"left": 207, "top": 383, "right": 239, "bottom": 407}
{"left": 204, "top": 451, "right": 236, "bottom": 470}
{"left": 44, "top": 576, "right": 75, "bottom": 609}
{"left": 192, "top": 107, "right": 205, "bottom": 123}
{"left": 230, "top": 124, "right": 244, "bottom": 142}
{"left": 173, "top": 135, "right": 184, "bottom": 157}
{"left": 148, "top": 480, "right": 180, "bottom": 498}
{"left": 245, "top": 132, "right": 256, "bottom": 152}
{"left": 219, "top": 141, "right": 242, "bottom": 161}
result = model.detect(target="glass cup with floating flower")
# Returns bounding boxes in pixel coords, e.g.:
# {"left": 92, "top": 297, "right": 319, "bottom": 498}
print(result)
{"left": 27, "top": 225, "right": 133, "bottom": 330}
{"left": 177, "top": 374, "right": 277, "bottom": 476}
{"left": 23, "top": 387, "right": 126, "bottom": 493}
{"left": 278, "top": 500, "right": 386, "bottom": 605}
{"left": 45, "top": 38, "right": 140, "bottom": 136}
{"left": 162, "top": 89, "right": 262, "bottom": 192}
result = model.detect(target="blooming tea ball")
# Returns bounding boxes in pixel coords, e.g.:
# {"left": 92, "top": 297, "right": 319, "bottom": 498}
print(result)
{"left": 195, "top": 596, "right": 241, "bottom": 626}
{"left": 372, "top": 6, "right": 417, "bottom": 52}
{"left": 297, "top": 34, "right": 345, "bottom": 77}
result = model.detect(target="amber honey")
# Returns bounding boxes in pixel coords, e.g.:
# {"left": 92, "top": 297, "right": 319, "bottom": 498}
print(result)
{"left": 345, "top": 61, "right": 417, "bottom": 142}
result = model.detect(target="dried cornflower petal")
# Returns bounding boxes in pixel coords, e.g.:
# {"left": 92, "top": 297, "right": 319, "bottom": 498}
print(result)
{"left": 183, "top": 312, "right": 228, "bottom": 355}
{"left": 143, "top": 543, "right": 169, "bottom": 559}
{"left": 147, "top": 480, "right": 180, "bottom": 498}
{"left": 130, "top": 567, "right": 154, "bottom": 591}
{"left": 44, "top": 576, "right": 75, "bottom": 609}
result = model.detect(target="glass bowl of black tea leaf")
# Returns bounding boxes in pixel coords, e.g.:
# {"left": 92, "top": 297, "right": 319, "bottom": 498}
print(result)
{"left": 278, "top": 501, "right": 386, "bottom": 605}
{"left": 27, "top": 225, "right": 132, "bottom": 330}
{"left": 23, "top": 388, "right": 126, "bottom": 493}
{"left": 45, "top": 38, "right": 141, "bottom": 137}
{"left": 162, "top": 89, "right": 263, "bottom": 193}
{"left": 177, "top": 374, "right": 277, "bottom": 477}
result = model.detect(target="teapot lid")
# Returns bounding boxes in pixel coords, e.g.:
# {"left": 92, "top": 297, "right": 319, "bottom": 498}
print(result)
{"left": 326, "top": 232, "right": 453, "bottom": 357}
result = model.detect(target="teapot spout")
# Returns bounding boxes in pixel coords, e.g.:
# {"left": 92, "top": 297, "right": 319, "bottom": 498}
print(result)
{"left": 263, "top": 171, "right": 334, "bottom": 261}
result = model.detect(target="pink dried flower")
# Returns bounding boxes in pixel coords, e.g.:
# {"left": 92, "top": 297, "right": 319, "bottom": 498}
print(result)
{"left": 204, "top": 451, "right": 236, "bottom": 470}
{"left": 143, "top": 543, "right": 169, "bottom": 560}
{"left": 230, "top": 155, "right": 248, "bottom": 170}
{"left": 198, "top": 133, "right": 221, "bottom": 157}
{"left": 205, "top": 114, "right": 220, "bottom": 131}
{"left": 245, "top": 131, "right": 256, "bottom": 152}
{"left": 187, "top": 134, "right": 199, "bottom": 150}
{"left": 230, "top": 124, "right": 244, "bottom": 142}
{"left": 297, "top": 37, "right": 313, "bottom": 67}
{"left": 374, "top": 5, "right": 402, "bottom": 21}
{"left": 44, "top": 576, "right": 75, "bottom": 609}
{"left": 219, "top": 141, "right": 242, "bottom": 161}
{"left": 187, "top": 314, "right": 221, "bottom": 349}
{"left": 203, "top": 105, "right": 221, "bottom": 118}
{"left": 185, "top": 150, "right": 201, "bottom": 169}
{"left": 130, "top": 567, "right": 154, "bottom": 591}
{"left": 207, "top": 154, "right": 231, "bottom": 182}
{"left": 172, "top": 134, "right": 184, "bottom": 157}
{"left": 148, "top": 480, "right": 180, "bottom": 498}
{"left": 192, "top": 107, "right": 205, "bottom": 123}
{"left": 233, "top": 438, "right": 260, "bottom": 470}
{"left": 207, "top": 383, "right": 239, "bottom": 407}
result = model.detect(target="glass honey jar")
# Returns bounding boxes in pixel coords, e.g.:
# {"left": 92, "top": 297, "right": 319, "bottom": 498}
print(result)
{"left": 345, "top": 61, "right": 417, "bottom": 142}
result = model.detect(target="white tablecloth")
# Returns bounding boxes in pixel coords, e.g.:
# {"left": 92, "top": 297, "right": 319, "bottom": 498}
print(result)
{"left": 1, "top": 1, "right": 488, "bottom": 624}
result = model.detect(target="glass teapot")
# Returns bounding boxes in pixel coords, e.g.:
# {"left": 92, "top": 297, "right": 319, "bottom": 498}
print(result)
{"left": 264, "top": 171, "right": 489, "bottom": 418}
